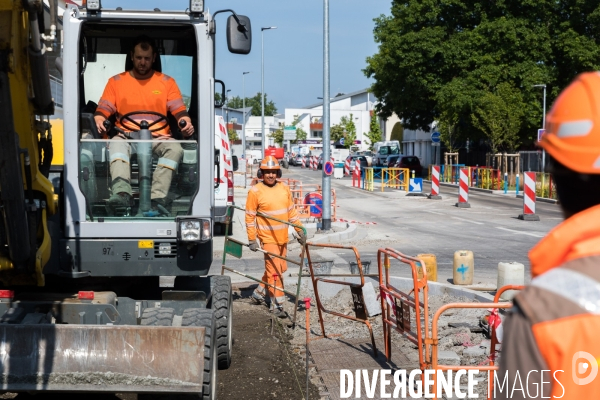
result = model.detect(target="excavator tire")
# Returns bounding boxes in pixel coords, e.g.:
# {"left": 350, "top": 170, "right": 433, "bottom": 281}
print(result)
{"left": 209, "top": 276, "right": 233, "bottom": 369}
{"left": 140, "top": 307, "right": 175, "bottom": 326}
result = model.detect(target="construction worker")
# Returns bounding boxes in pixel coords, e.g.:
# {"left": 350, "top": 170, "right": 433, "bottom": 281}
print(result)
{"left": 499, "top": 72, "right": 600, "bottom": 399}
{"left": 246, "top": 156, "right": 306, "bottom": 316}
{"left": 93, "top": 35, "right": 194, "bottom": 210}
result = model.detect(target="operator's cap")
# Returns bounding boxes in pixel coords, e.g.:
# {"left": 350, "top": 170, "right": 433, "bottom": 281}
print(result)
{"left": 260, "top": 156, "right": 281, "bottom": 170}
{"left": 541, "top": 72, "right": 600, "bottom": 174}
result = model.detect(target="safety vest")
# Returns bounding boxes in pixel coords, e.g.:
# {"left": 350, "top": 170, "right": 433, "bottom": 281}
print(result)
{"left": 514, "top": 204, "right": 600, "bottom": 398}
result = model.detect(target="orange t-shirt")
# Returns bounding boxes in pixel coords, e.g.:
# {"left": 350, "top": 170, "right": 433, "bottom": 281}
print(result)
{"left": 95, "top": 71, "right": 188, "bottom": 137}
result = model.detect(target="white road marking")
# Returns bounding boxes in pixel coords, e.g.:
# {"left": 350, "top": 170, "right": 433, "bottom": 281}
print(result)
{"left": 425, "top": 210, "right": 445, "bottom": 215}
{"left": 452, "top": 217, "right": 484, "bottom": 225}
{"left": 496, "top": 227, "right": 544, "bottom": 238}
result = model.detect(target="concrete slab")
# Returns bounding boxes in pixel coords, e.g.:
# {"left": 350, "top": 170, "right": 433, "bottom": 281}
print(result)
{"left": 463, "top": 346, "right": 487, "bottom": 357}
{"left": 438, "top": 350, "right": 461, "bottom": 366}
{"left": 362, "top": 281, "right": 382, "bottom": 317}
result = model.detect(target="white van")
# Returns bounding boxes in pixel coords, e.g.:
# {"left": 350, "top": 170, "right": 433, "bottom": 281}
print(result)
{"left": 214, "top": 115, "right": 237, "bottom": 233}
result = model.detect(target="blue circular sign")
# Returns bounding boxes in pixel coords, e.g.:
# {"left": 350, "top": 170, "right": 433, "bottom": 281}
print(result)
{"left": 340, "top": 137, "right": 345, "bottom": 146}
{"left": 303, "top": 192, "right": 323, "bottom": 218}
{"left": 324, "top": 161, "right": 334, "bottom": 176}
{"left": 431, "top": 131, "right": 441, "bottom": 143}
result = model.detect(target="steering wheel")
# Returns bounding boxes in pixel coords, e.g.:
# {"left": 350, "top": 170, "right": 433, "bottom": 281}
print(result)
{"left": 120, "top": 111, "right": 169, "bottom": 132}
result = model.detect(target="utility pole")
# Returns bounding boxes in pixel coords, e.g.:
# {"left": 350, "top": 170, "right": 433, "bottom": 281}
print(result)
{"left": 322, "top": 0, "right": 331, "bottom": 231}
{"left": 261, "top": 26, "right": 277, "bottom": 157}
{"left": 242, "top": 71, "right": 250, "bottom": 157}
{"left": 533, "top": 84, "right": 547, "bottom": 171}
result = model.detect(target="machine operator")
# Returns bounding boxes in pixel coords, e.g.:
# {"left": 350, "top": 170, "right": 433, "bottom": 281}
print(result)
{"left": 93, "top": 35, "right": 194, "bottom": 210}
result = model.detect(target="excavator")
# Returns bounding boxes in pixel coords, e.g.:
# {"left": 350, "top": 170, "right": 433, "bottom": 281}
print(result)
{"left": 0, "top": 1, "right": 251, "bottom": 398}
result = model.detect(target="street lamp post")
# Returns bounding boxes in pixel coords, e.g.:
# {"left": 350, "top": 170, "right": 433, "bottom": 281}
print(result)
{"left": 322, "top": 0, "right": 331, "bottom": 231}
{"left": 261, "top": 26, "right": 277, "bottom": 157}
{"left": 225, "top": 89, "right": 231, "bottom": 126}
{"left": 242, "top": 71, "right": 250, "bottom": 156}
{"left": 533, "top": 84, "right": 547, "bottom": 170}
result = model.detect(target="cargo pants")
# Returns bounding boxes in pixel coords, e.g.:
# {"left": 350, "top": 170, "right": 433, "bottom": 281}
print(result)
{"left": 108, "top": 135, "right": 183, "bottom": 201}
{"left": 253, "top": 243, "right": 288, "bottom": 309}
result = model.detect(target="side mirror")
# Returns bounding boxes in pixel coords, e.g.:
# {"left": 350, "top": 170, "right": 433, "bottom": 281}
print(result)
{"left": 232, "top": 156, "right": 239, "bottom": 171}
{"left": 227, "top": 15, "right": 252, "bottom": 55}
{"left": 215, "top": 80, "right": 225, "bottom": 108}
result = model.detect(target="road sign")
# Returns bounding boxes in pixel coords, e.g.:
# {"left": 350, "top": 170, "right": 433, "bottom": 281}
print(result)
{"left": 303, "top": 192, "right": 323, "bottom": 218}
{"left": 284, "top": 126, "right": 297, "bottom": 140}
{"left": 409, "top": 178, "right": 423, "bottom": 193}
{"left": 323, "top": 161, "right": 334, "bottom": 176}
{"left": 431, "top": 132, "right": 441, "bottom": 143}
{"left": 340, "top": 137, "right": 345, "bottom": 146}
{"left": 537, "top": 129, "right": 545, "bottom": 142}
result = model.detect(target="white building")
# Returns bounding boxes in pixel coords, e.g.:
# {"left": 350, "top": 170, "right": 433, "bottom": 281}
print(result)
{"left": 243, "top": 115, "right": 282, "bottom": 150}
{"left": 383, "top": 115, "right": 437, "bottom": 167}
{"left": 283, "top": 88, "right": 378, "bottom": 151}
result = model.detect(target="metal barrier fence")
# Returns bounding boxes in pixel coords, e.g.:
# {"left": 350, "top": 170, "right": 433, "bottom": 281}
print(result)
{"left": 305, "top": 243, "right": 378, "bottom": 356}
{"left": 430, "top": 284, "right": 524, "bottom": 400}
{"left": 363, "top": 167, "right": 409, "bottom": 192}
{"left": 378, "top": 248, "right": 430, "bottom": 370}
{"left": 220, "top": 205, "right": 308, "bottom": 325}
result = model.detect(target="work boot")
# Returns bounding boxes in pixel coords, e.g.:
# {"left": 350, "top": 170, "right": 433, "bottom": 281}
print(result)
{"left": 270, "top": 306, "right": 288, "bottom": 319}
{"left": 251, "top": 289, "right": 266, "bottom": 305}
{"left": 108, "top": 192, "right": 132, "bottom": 207}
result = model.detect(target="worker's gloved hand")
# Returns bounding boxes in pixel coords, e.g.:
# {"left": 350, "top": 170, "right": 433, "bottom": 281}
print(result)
{"left": 297, "top": 231, "right": 307, "bottom": 246}
{"left": 248, "top": 240, "right": 259, "bottom": 252}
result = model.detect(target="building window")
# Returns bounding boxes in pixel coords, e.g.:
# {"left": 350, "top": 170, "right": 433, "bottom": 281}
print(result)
{"left": 312, "top": 131, "right": 323, "bottom": 138}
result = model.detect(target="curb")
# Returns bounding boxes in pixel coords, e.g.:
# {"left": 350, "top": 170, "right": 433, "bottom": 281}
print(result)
{"left": 516, "top": 194, "right": 558, "bottom": 204}
{"left": 308, "top": 223, "right": 358, "bottom": 244}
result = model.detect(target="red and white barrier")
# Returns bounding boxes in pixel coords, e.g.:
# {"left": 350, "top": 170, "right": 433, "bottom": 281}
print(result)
{"left": 352, "top": 162, "right": 361, "bottom": 188}
{"left": 455, "top": 168, "right": 471, "bottom": 208}
{"left": 301, "top": 157, "right": 306, "bottom": 169}
{"left": 428, "top": 166, "right": 442, "bottom": 199}
{"left": 518, "top": 172, "right": 540, "bottom": 221}
{"left": 311, "top": 156, "right": 316, "bottom": 170}
{"left": 344, "top": 158, "right": 350, "bottom": 176}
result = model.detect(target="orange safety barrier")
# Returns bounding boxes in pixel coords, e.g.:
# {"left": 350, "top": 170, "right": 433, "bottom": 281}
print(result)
{"left": 378, "top": 248, "right": 431, "bottom": 370}
{"left": 430, "top": 284, "right": 525, "bottom": 400}
{"left": 305, "top": 243, "right": 378, "bottom": 356}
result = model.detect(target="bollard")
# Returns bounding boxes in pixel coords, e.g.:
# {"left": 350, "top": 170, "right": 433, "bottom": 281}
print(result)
{"left": 455, "top": 168, "right": 471, "bottom": 208}
{"left": 453, "top": 250, "right": 474, "bottom": 285}
{"left": 304, "top": 297, "right": 311, "bottom": 400}
{"left": 428, "top": 165, "right": 442, "bottom": 200}
{"left": 504, "top": 172, "right": 508, "bottom": 194}
{"left": 497, "top": 262, "right": 525, "bottom": 300}
{"left": 518, "top": 171, "right": 540, "bottom": 221}
{"left": 344, "top": 158, "right": 350, "bottom": 176}
{"left": 416, "top": 254, "right": 438, "bottom": 282}
{"left": 301, "top": 157, "right": 306, "bottom": 169}
{"left": 516, "top": 174, "right": 519, "bottom": 195}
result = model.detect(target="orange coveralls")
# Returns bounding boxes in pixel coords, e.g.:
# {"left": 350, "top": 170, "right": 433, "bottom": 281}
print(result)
{"left": 245, "top": 181, "right": 303, "bottom": 307}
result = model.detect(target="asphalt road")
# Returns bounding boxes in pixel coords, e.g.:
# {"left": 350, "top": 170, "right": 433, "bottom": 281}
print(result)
{"left": 214, "top": 166, "right": 563, "bottom": 287}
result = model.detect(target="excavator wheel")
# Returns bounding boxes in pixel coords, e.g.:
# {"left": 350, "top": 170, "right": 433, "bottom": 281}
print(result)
{"left": 209, "top": 276, "right": 233, "bottom": 369}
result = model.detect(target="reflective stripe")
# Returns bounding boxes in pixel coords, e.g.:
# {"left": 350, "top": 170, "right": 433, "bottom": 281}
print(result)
{"left": 110, "top": 152, "right": 130, "bottom": 163}
{"left": 246, "top": 210, "right": 257, "bottom": 216}
{"left": 261, "top": 208, "right": 289, "bottom": 216}
{"left": 246, "top": 222, "right": 256, "bottom": 228}
{"left": 97, "top": 99, "right": 116, "bottom": 115}
{"left": 157, "top": 157, "right": 178, "bottom": 171}
{"left": 557, "top": 120, "right": 593, "bottom": 138}
{"left": 167, "top": 98, "right": 185, "bottom": 112}
{"left": 256, "top": 224, "right": 288, "bottom": 231}
{"left": 531, "top": 268, "right": 600, "bottom": 314}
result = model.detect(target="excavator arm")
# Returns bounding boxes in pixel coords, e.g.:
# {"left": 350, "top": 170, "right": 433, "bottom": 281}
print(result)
{"left": 0, "top": 0, "right": 56, "bottom": 286}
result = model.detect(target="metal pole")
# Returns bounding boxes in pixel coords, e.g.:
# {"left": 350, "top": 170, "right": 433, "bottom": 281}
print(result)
{"left": 261, "top": 27, "right": 276, "bottom": 157}
{"left": 261, "top": 30, "right": 265, "bottom": 157}
{"left": 542, "top": 85, "right": 546, "bottom": 171}
{"left": 242, "top": 71, "right": 249, "bottom": 158}
{"left": 322, "top": 0, "right": 331, "bottom": 231}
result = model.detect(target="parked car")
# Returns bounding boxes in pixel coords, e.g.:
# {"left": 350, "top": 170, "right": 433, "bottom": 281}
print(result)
{"left": 383, "top": 155, "right": 400, "bottom": 167}
{"left": 394, "top": 155, "right": 423, "bottom": 177}
{"left": 346, "top": 155, "right": 368, "bottom": 170}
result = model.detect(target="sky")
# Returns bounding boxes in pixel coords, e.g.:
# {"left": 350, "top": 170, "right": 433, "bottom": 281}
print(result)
{"left": 120, "top": 0, "right": 394, "bottom": 112}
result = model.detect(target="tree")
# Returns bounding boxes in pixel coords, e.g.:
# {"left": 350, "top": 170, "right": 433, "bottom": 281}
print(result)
{"left": 471, "top": 83, "right": 525, "bottom": 154}
{"left": 227, "top": 128, "right": 239, "bottom": 142}
{"left": 331, "top": 114, "right": 356, "bottom": 148}
{"left": 269, "top": 125, "right": 284, "bottom": 147}
{"left": 227, "top": 93, "right": 277, "bottom": 116}
{"left": 291, "top": 115, "right": 307, "bottom": 143}
{"left": 364, "top": 0, "right": 600, "bottom": 147}
{"left": 365, "top": 112, "right": 382, "bottom": 151}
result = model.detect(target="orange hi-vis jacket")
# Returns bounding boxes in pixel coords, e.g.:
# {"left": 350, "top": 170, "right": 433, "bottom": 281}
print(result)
{"left": 94, "top": 71, "right": 188, "bottom": 137}
{"left": 245, "top": 182, "right": 302, "bottom": 245}
{"left": 499, "top": 204, "right": 600, "bottom": 399}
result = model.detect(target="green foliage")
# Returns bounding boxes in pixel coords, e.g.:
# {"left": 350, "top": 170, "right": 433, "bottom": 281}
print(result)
{"left": 331, "top": 114, "right": 356, "bottom": 149}
{"left": 269, "top": 126, "right": 284, "bottom": 146}
{"left": 227, "top": 128, "right": 239, "bottom": 142}
{"left": 364, "top": 0, "right": 600, "bottom": 148}
{"left": 291, "top": 116, "right": 307, "bottom": 143}
{"left": 227, "top": 94, "right": 277, "bottom": 116}
{"left": 365, "top": 113, "right": 383, "bottom": 151}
